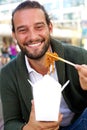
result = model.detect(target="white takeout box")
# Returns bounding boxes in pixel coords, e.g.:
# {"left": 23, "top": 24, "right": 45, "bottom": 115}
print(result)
{"left": 28, "top": 74, "right": 69, "bottom": 121}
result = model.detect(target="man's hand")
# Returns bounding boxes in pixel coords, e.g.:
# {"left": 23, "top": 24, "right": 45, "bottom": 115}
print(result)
{"left": 23, "top": 100, "right": 63, "bottom": 130}
{"left": 75, "top": 64, "right": 87, "bottom": 90}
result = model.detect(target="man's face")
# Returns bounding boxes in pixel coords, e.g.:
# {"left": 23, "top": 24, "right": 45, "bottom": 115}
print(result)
{"left": 13, "top": 9, "right": 53, "bottom": 59}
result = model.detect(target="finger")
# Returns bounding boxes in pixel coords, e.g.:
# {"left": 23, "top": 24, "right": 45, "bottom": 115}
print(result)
{"left": 31, "top": 100, "right": 35, "bottom": 111}
{"left": 75, "top": 64, "right": 87, "bottom": 71}
{"left": 55, "top": 125, "right": 60, "bottom": 130}
{"left": 75, "top": 64, "right": 82, "bottom": 70}
{"left": 58, "top": 125, "right": 60, "bottom": 130}
{"left": 82, "top": 64, "right": 87, "bottom": 68}
{"left": 28, "top": 100, "right": 36, "bottom": 123}
{"left": 58, "top": 113, "right": 63, "bottom": 122}
{"left": 31, "top": 99, "right": 34, "bottom": 105}
{"left": 30, "top": 100, "right": 36, "bottom": 120}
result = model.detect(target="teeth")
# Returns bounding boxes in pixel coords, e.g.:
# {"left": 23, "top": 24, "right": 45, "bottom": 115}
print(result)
{"left": 29, "top": 42, "right": 41, "bottom": 47}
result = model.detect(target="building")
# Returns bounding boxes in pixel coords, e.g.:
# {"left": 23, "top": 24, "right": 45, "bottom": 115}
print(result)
{"left": 0, "top": 0, "right": 87, "bottom": 47}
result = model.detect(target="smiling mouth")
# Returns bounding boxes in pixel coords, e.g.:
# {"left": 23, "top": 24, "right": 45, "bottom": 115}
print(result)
{"left": 28, "top": 42, "right": 42, "bottom": 47}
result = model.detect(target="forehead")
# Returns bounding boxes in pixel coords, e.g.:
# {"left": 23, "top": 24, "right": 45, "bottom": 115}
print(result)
{"left": 13, "top": 9, "right": 46, "bottom": 25}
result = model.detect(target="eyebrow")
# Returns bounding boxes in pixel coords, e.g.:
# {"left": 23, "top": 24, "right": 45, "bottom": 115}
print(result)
{"left": 35, "top": 22, "right": 45, "bottom": 25}
{"left": 16, "top": 25, "right": 26, "bottom": 31}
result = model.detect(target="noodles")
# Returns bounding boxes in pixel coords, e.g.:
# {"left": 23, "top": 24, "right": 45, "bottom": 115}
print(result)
{"left": 45, "top": 52, "right": 58, "bottom": 73}
{"left": 45, "top": 51, "right": 75, "bottom": 73}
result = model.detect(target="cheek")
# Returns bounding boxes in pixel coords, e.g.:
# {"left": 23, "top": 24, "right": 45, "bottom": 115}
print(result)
{"left": 16, "top": 34, "right": 27, "bottom": 45}
{"left": 41, "top": 29, "right": 51, "bottom": 38}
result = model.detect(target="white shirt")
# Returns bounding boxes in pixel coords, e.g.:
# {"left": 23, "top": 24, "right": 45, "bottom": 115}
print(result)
{"left": 25, "top": 56, "right": 75, "bottom": 126}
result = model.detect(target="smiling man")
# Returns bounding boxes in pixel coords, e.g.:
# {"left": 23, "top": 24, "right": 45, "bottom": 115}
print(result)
{"left": 0, "top": 1, "right": 87, "bottom": 130}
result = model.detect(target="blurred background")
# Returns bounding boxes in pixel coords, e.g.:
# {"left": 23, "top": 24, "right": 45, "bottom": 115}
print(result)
{"left": 0, "top": 0, "right": 87, "bottom": 67}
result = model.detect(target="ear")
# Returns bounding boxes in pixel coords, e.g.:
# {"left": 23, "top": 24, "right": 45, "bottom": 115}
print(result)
{"left": 49, "top": 22, "right": 53, "bottom": 33}
{"left": 12, "top": 32, "right": 17, "bottom": 44}
{"left": 12, "top": 32, "right": 16, "bottom": 39}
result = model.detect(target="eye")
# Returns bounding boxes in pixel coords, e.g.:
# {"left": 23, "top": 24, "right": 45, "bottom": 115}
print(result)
{"left": 18, "top": 29, "right": 26, "bottom": 32}
{"left": 34, "top": 23, "right": 45, "bottom": 31}
{"left": 17, "top": 27, "right": 28, "bottom": 34}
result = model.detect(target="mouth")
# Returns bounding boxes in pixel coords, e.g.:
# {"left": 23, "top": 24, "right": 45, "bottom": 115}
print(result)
{"left": 25, "top": 39, "right": 44, "bottom": 48}
{"left": 28, "top": 42, "right": 42, "bottom": 47}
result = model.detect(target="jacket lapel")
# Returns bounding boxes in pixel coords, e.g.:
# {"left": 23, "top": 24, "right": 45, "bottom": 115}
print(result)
{"left": 16, "top": 52, "right": 33, "bottom": 111}
{"left": 51, "top": 39, "right": 66, "bottom": 85}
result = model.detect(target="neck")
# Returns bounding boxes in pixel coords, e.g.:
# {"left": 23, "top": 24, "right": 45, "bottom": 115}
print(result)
{"left": 27, "top": 56, "right": 49, "bottom": 76}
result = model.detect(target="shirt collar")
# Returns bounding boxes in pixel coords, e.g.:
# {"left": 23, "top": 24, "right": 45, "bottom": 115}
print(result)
{"left": 25, "top": 54, "right": 56, "bottom": 75}
{"left": 25, "top": 55, "right": 35, "bottom": 74}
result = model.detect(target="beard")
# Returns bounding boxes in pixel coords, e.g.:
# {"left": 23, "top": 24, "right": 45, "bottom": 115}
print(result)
{"left": 18, "top": 37, "right": 50, "bottom": 60}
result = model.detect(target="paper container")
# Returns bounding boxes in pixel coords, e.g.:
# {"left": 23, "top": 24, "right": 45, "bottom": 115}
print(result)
{"left": 28, "top": 74, "right": 62, "bottom": 121}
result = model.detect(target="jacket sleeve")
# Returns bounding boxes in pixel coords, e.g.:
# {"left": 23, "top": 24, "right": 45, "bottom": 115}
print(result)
{"left": 63, "top": 44, "right": 87, "bottom": 111}
{"left": 0, "top": 66, "right": 25, "bottom": 130}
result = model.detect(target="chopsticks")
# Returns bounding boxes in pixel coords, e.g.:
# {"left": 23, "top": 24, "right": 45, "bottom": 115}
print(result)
{"left": 46, "top": 52, "right": 76, "bottom": 67}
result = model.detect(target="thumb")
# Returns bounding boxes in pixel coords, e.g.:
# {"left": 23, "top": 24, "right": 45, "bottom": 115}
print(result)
{"left": 31, "top": 100, "right": 35, "bottom": 112}
{"left": 75, "top": 64, "right": 81, "bottom": 71}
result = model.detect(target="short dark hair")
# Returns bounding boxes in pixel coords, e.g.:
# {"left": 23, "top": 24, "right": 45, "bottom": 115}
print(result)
{"left": 12, "top": 0, "right": 51, "bottom": 32}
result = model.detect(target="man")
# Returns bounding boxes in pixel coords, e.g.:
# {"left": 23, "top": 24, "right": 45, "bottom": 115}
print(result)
{"left": 0, "top": 1, "right": 87, "bottom": 130}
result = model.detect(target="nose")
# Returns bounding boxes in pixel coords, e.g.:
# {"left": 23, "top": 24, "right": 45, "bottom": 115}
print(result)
{"left": 28, "top": 28, "right": 38, "bottom": 41}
